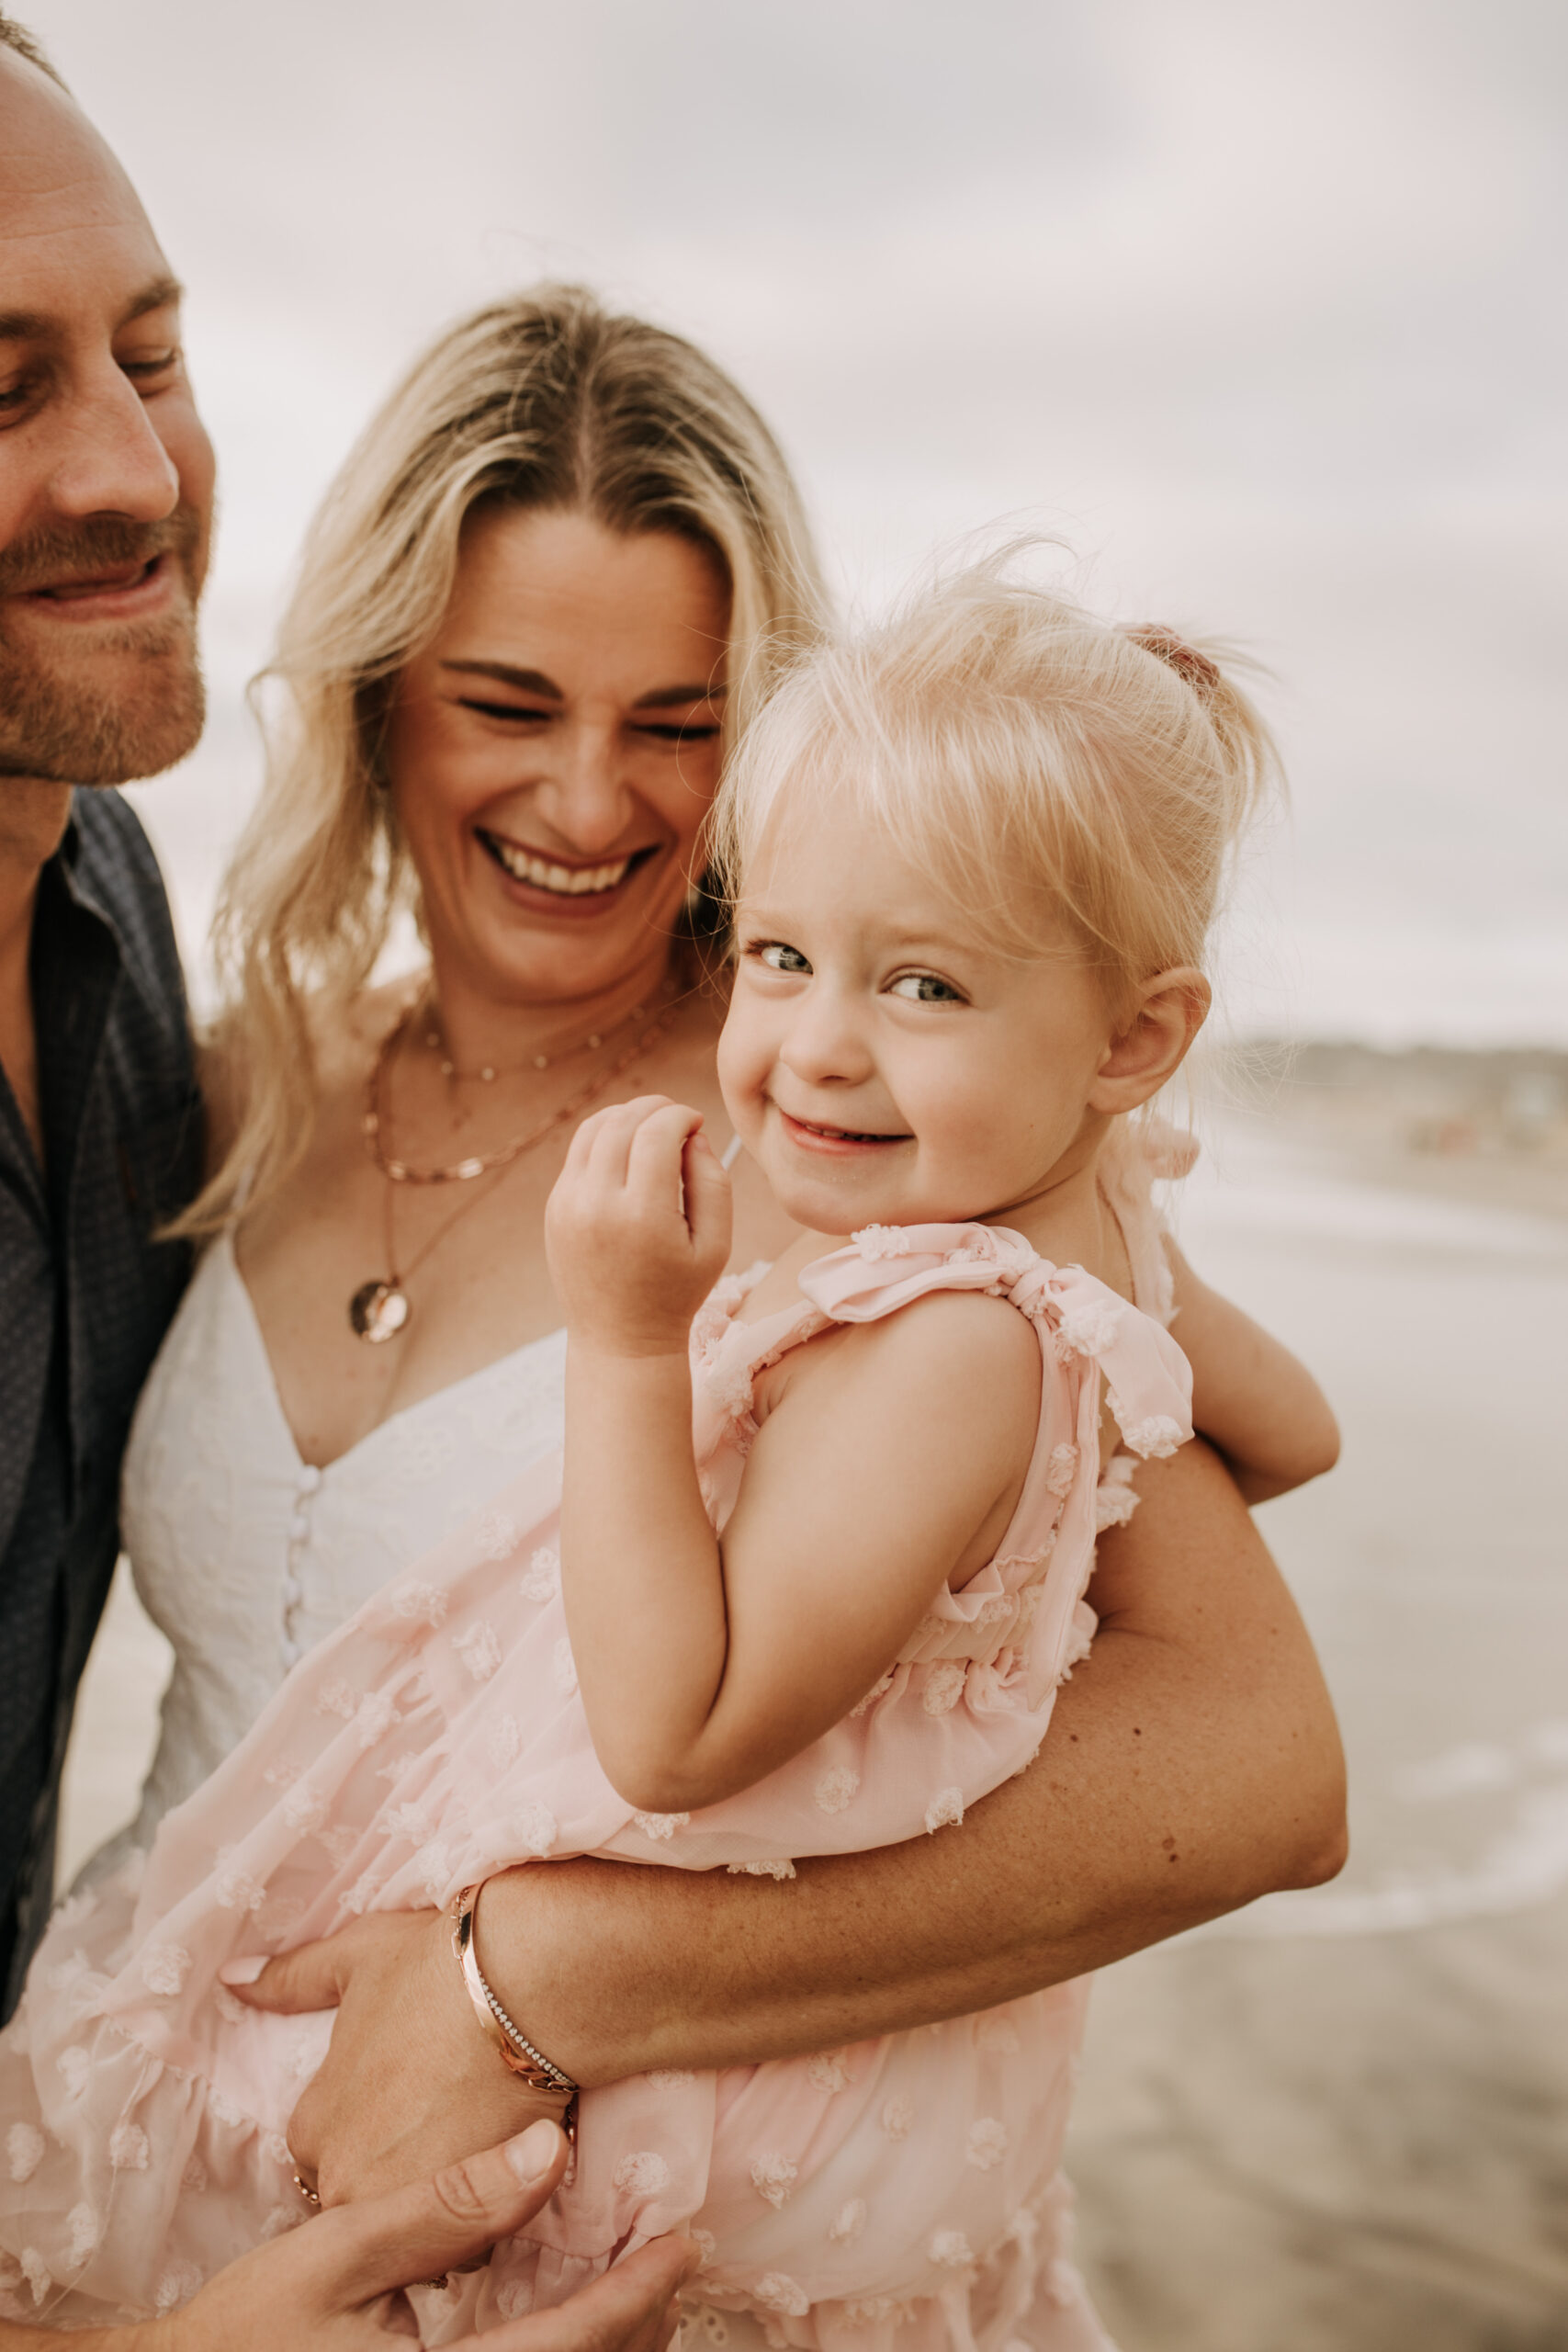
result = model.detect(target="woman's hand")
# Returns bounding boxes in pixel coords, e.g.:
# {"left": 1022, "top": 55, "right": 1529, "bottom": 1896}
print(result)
{"left": 0, "top": 2123, "right": 696, "bottom": 2352}
{"left": 546, "top": 1096, "right": 732, "bottom": 1358}
{"left": 225, "top": 1910, "right": 567, "bottom": 2209}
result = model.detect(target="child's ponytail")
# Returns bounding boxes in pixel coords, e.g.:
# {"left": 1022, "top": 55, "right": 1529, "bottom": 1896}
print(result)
{"left": 1121, "top": 623, "right": 1279, "bottom": 873}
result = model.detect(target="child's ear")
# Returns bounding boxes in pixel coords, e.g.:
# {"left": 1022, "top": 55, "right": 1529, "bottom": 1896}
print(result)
{"left": 1089, "top": 967, "right": 1210, "bottom": 1114}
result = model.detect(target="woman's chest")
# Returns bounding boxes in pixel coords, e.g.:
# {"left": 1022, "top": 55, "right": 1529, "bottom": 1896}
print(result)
{"left": 236, "top": 1077, "right": 579, "bottom": 1465}
{"left": 234, "top": 1093, "right": 796, "bottom": 1472}
{"left": 121, "top": 1235, "right": 570, "bottom": 1677}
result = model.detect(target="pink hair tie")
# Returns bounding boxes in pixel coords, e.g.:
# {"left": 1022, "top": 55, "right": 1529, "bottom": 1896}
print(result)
{"left": 1126, "top": 626, "right": 1223, "bottom": 702}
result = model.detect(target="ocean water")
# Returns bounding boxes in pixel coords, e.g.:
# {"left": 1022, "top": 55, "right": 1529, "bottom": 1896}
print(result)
{"left": 1171, "top": 1120, "right": 1568, "bottom": 1940}
{"left": 1064, "top": 1121, "right": 1568, "bottom": 2350}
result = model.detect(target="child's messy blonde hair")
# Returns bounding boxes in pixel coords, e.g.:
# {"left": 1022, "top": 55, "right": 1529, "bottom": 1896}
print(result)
{"left": 714, "top": 553, "right": 1280, "bottom": 1009}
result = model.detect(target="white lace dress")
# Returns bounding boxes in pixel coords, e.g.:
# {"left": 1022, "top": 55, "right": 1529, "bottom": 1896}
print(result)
{"left": 111, "top": 1230, "right": 569, "bottom": 1860}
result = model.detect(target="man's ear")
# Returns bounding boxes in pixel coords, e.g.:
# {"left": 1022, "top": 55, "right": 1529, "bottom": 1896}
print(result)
{"left": 1088, "top": 967, "right": 1210, "bottom": 1115}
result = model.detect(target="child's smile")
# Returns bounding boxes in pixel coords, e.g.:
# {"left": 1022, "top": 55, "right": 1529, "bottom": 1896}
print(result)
{"left": 771, "top": 1105, "right": 911, "bottom": 1153}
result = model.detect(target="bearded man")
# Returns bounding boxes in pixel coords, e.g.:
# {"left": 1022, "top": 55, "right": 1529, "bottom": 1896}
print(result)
{"left": 0, "top": 12, "right": 209, "bottom": 2022}
{"left": 0, "top": 18, "right": 692, "bottom": 2346}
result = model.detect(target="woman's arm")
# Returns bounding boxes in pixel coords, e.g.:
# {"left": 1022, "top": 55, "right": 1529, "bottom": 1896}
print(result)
{"left": 1168, "top": 1244, "right": 1341, "bottom": 1503}
{"left": 246, "top": 1437, "right": 1346, "bottom": 2199}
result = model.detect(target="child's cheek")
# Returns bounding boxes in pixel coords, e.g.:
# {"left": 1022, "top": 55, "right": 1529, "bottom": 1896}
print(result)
{"left": 714, "top": 998, "right": 769, "bottom": 1145}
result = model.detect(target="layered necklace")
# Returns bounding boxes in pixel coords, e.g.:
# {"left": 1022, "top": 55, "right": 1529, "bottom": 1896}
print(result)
{"left": 349, "top": 981, "right": 680, "bottom": 1343}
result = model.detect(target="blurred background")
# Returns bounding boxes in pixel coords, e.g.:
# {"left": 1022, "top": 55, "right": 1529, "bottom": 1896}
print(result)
{"left": 28, "top": 4, "right": 1567, "bottom": 2345}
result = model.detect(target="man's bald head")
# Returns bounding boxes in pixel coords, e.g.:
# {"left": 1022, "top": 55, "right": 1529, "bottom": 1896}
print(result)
{"left": 0, "top": 26, "right": 214, "bottom": 787}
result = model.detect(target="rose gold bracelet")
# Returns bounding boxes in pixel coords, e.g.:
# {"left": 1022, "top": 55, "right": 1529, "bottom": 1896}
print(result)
{"left": 450, "top": 1882, "right": 579, "bottom": 2106}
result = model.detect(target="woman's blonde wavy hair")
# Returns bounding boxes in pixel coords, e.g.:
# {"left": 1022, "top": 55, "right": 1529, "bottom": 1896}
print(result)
{"left": 183, "top": 284, "right": 829, "bottom": 1236}
{"left": 714, "top": 552, "right": 1280, "bottom": 1007}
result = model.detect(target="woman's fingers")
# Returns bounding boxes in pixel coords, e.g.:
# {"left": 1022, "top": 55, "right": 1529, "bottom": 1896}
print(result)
{"left": 483, "top": 2235, "right": 699, "bottom": 2352}
{"left": 219, "top": 1933, "right": 348, "bottom": 2012}
{"left": 303, "top": 2121, "right": 570, "bottom": 2312}
{"left": 141, "top": 2128, "right": 592, "bottom": 2350}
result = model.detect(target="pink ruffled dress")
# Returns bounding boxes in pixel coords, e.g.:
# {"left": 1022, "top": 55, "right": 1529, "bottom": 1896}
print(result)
{"left": 0, "top": 1209, "right": 1190, "bottom": 2349}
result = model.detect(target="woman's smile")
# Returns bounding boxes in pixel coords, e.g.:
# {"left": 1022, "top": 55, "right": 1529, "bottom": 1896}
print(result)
{"left": 474, "top": 828, "right": 665, "bottom": 914}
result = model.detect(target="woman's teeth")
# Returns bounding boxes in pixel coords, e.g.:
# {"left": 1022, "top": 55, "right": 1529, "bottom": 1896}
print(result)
{"left": 487, "top": 839, "right": 637, "bottom": 896}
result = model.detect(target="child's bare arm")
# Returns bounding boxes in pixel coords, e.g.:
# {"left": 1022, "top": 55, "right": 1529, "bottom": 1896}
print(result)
{"left": 1165, "top": 1242, "right": 1339, "bottom": 1503}
{"left": 547, "top": 1097, "right": 1039, "bottom": 1815}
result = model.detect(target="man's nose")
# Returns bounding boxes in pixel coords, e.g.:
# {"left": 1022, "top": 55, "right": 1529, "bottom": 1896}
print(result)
{"left": 46, "top": 358, "right": 181, "bottom": 525}
{"left": 532, "top": 722, "right": 638, "bottom": 854}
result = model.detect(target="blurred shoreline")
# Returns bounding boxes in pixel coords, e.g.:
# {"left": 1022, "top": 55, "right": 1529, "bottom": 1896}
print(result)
{"left": 1214, "top": 1041, "right": 1568, "bottom": 1228}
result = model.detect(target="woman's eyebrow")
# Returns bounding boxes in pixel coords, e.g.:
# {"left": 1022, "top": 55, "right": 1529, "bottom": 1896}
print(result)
{"left": 440, "top": 661, "right": 727, "bottom": 709}
{"left": 442, "top": 660, "right": 561, "bottom": 697}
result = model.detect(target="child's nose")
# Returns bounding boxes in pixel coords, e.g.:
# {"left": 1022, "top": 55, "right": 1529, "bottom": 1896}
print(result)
{"left": 779, "top": 990, "right": 874, "bottom": 1087}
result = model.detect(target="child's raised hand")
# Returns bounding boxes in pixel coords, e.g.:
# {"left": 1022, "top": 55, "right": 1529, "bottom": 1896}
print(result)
{"left": 546, "top": 1094, "right": 734, "bottom": 1356}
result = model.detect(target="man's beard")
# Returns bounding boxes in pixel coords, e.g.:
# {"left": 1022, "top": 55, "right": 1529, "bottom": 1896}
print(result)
{"left": 0, "top": 511, "right": 208, "bottom": 786}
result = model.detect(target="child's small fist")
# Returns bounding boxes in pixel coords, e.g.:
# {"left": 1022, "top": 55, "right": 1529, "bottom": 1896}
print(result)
{"left": 546, "top": 1096, "right": 735, "bottom": 1355}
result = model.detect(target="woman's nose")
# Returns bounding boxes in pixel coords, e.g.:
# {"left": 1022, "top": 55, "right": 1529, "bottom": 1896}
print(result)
{"left": 532, "top": 722, "right": 637, "bottom": 854}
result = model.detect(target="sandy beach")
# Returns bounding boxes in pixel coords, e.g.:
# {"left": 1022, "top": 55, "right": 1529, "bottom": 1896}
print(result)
{"left": 55, "top": 1064, "right": 1568, "bottom": 2349}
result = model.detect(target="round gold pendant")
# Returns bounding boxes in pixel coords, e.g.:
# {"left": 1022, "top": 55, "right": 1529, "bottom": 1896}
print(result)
{"left": 349, "top": 1279, "right": 411, "bottom": 1343}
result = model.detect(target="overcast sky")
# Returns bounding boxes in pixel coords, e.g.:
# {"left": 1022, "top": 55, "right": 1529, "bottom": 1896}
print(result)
{"left": 28, "top": 0, "right": 1568, "bottom": 1044}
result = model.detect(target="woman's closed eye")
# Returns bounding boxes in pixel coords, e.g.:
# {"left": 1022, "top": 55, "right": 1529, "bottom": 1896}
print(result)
{"left": 457, "top": 695, "right": 554, "bottom": 727}
{"left": 452, "top": 700, "right": 720, "bottom": 743}
{"left": 635, "top": 719, "right": 723, "bottom": 744}
{"left": 886, "top": 970, "right": 965, "bottom": 1004}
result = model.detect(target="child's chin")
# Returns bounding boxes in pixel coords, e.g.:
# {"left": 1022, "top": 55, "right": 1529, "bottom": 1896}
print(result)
{"left": 778, "top": 1182, "right": 905, "bottom": 1238}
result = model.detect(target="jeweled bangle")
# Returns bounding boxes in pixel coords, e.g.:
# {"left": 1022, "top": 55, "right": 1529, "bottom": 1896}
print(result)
{"left": 450, "top": 1882, "right": 579, "bottom": 2100}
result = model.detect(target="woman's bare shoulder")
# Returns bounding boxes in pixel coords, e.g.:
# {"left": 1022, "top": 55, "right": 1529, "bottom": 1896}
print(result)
{"left": 198, "top": 979, "right": 412, "bottom": 1145}
{"left": 310, "top": 978, "right": 411, "bottom": 1095}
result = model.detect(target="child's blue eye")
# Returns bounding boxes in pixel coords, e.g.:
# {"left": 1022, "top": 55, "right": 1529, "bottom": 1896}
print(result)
{"left": 756, "top": 941, "right": 812, "bottom": 974}
{"left": 887, "top": 972, "right": 962, "bottom": 1003}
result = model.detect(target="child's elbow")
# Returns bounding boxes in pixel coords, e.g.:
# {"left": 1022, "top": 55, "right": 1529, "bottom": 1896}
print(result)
{"left": 601, "top": 1749, "right": 732, "bottom": 1818}
{"left": 601, "top": 1754, "right": 692, "bottom": 1816}
{"left": 604, "top": 1742, "right": 767, "bottom": 1817}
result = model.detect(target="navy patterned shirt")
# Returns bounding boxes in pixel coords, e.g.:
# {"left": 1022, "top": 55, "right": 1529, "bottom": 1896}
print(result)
{"left": 0, "top": 790, "right": 200, "bottom": 2016}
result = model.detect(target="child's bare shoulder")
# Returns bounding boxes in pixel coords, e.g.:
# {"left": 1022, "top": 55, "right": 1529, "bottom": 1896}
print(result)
{"left": 781, "top": 1284, "right": 1041, "bottom": 1435}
